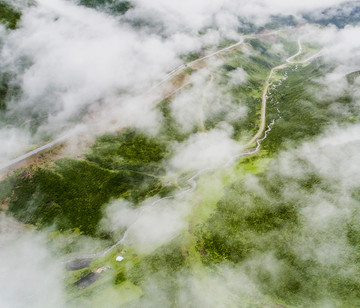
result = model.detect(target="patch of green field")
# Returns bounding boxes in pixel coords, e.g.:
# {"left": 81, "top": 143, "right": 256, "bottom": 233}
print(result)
{"left": 221, "top": 39, "right": 284, "bottom": 140}
{"left": 196, "top": 163, "right": 360, "bottom": 306}
{"left": 0, "top": 73, "right": 10, "bottom": 110}
{"left": 68, "top": 272, "right": 142, "bottom": 308}
{"left": 4, "top": 129, "right": 171, "bottom": 236}
{"left": 184, "top": 67, "right": 196, "bottom": 75}
{"left": 261, "top": 61, "right": 354, "bottom": 154}
{"left": 262, "top": 15, "right": 297, "bottom": 30}
{"left": 278, "top": 37, "right": 299, "bottom": 56}
{"left": 77, "top": 280, "right": 142, "bottom": 308}
{"left": 235, "top": 153, "right": 271, "bottom": 175}
{"left": 181, "top": 52, "right": 201, "bottom": 63}
{"left": 78, "top": 0, "right": 133, "bottom": 15}
{"left": 292, "top": 43, "right": 321, "bottom": 62}
{"left": 0, "top": 1, "right": 21, "bottom": 30}
{"left": 86, "top": 129, "right": 166, "bottom": 172}
{"left": 157, "top": 98, "right": 192, "bottom": 142}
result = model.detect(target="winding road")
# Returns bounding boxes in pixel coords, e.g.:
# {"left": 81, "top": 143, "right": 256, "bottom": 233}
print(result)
{"left": 244, "top": 37, "right": 323, "bottom": 149}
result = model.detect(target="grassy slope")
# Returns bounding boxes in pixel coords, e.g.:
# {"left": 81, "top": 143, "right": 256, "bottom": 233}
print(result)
{"left": 3, "top": 129, "right": 170, "bottom": 236}
{"left": 0, "top": 1, "right": 21, "bottom": 30}
{"left": 197, "top": 166, "right": 360, "bottom": 306}
{"left": 226, "top": 39, "right": 283, "bottom": 140}
{"left": 0, "top": 2, "right": 22, "bottom": 110}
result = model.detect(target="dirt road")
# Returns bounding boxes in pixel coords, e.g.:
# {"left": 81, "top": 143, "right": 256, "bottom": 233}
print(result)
{"left": 243, "top": 37, "right": 322, "bottom": 149}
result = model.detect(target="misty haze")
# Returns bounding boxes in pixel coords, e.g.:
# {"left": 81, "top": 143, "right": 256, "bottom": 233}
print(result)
{"left": 1, "top": 0, "right": 360, "bottom": 307}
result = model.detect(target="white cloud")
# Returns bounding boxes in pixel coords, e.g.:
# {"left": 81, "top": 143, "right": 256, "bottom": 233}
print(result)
{"left": 102, "top": 197, "right": 191, "bottom": 253}
{"left": 1, "top": 0, "right": 360, "bottom": 305}
{"left": 0, "top": 216, "right": 65, "bottom": 308}
{"left": 169, "top": 125, "right": 241, "bottom": 172}
{"left": 228, "top": 67, "right": 248, "bottom": 86}
{"left": 0, "top": 127, "right": 31, "bottom": 164}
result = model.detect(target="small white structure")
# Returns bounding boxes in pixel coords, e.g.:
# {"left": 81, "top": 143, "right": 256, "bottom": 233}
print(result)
{"left": 116, "top": 256, "right": 124, "bottom": 262}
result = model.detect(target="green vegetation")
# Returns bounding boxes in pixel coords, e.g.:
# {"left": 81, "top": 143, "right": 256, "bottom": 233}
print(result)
{"left": 4, "top": 129, "right": 170, "bottom": 236}
{"left": 0, "top": 72, "right": 22, "bottom": 111}
{"left": 188, "top": 51, "right": 360, "bottom": 306}
{"left": 86, "top": 129, "right": 166, "bottom": 173}
{"left": 262, "top": 15, "right": 297, "bottom": 30}
{"left": 198, "top": 175, "right": 298, "bottom": 264}
{"left": 0, "top": 1, "right": 21, "bottom": 30}
{"left": 346, "top": 70, "right": 360, "bottom": 84}
{"left": 2, "top": 30, "right": 360, "bottom": 306}
{"left": 278, "top": 37, "right": 299, "bottom": 56}
{"left": 158, "top": 38, "right": 283, "bottom": 140}
{"left": 157, "top": 99, "right": 190, "bottom": 142}
{"left": 182, "top": 52, "right": 201, "bottom": 63}
{"left": 79, "top": 0, "right": 133, "bottom": 15}
{"left": 184, "top": 67, "right": 195, "bottom": 75}
{"left": 9, "top": 159, "right": 127, "bottom": 235}
{"left": 64, "top": 240, "right": 186, "bottom": 306}
{"left": 196, "top": 163, "right": 360, "bottom": 306}
{"left": 224, "top": 39, "right": 282, "bottom": 139}
{"left": 65, "top": 246, "right": 143, "bottom": 306}
{"left": 126, "top": 239, "right": 185, "bottom": 285}
{"left": 0, "top": 73, "right": 10, "bottom": 110}
{"left": 0, "top": 169, "right": 21, "bottom": 209}
{"left": 84, "top": 35, "right": 360, "bottom": 306}
{"left": 262, "top": 62, "right": 355, "bottom": 154}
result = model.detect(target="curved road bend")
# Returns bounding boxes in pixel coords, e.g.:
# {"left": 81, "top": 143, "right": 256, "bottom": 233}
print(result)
{"left": 243, "top": 37, "right": 323, "bottom": 149}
